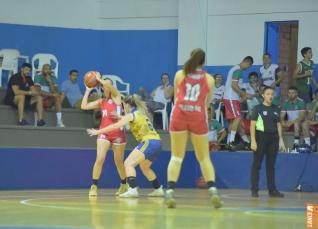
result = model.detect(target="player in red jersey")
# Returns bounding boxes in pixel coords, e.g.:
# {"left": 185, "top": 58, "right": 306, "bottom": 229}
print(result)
{"left": 166, "top": 48, "right": 223, "bottom": 208}
{"left": 81, "top": 73, "right": 127, "bottom": 197}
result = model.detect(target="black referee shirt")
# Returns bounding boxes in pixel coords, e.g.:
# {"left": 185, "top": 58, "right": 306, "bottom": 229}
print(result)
{"left": 251, "top": 103, "right": 280, "bottom": 133}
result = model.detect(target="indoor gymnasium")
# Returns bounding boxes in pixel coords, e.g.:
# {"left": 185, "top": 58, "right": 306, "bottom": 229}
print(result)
{"left": 0, "top": 0, "right": 318, "bottom": 229}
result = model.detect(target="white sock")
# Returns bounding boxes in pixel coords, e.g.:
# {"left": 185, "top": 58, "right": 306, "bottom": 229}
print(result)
{"left": 230, "top": 131, "right": 236, "bottom": 142}
{"left": 227, "top": 134, "right": 231, "bottom": 144}
{"left": 304, "top": 137, "right": 310, "bottom": 145}
{"left": 56, "top": 112, "right": 62, "bottom": 121}
{"left": 241, "top": 135, "right": 250, "bottom": 143}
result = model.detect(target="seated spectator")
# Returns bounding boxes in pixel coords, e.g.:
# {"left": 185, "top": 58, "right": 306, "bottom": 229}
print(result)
{"left": 211, "top": 73, "right": 224, "bottom": 109}
{"left": 34, "top": 64, "right": 65, "bottom": 127}
{"left": 243, "top": 72, "right": 261, "bottom": 114}
{"left": 207, "top": 106, "right": 227, "bottom": 150}
{"left": 4, "top": 63, "right": 45, "bottom": 126}
{"left": 138, "top": 73, "right": 173, "bottom": 128}
{"left": 280, "top": 86, "right": 306, "bottom": 149}
{"left": 61, "top": 69, "right": 101, "bottom": 126}
{"left": 302, "top": 89, "right": 318, "bottom": 147}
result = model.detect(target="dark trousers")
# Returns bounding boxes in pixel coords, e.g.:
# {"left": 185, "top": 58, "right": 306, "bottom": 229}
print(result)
{"left": 251, "top": 131, "right": 279, "bottom": 192}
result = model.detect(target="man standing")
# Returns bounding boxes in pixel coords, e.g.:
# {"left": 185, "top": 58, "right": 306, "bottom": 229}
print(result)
{"left": 4, "top": 63, "right": 45, "bottom": 126}
{"left": 223, "top": 56, "right": 254, "bottom": 149}
{"left": 34, "top": 64, "right": 64, "bottom": 127}
{"left": 293, "top": 47, "right": 317, "bottom": 103}
{"left": 260, "top": 53, "right": 284, "bottom": 105}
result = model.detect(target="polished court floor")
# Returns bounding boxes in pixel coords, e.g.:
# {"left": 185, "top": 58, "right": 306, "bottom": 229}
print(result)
{"left": 0, "top": 189, "right": 316, "bottom": 229}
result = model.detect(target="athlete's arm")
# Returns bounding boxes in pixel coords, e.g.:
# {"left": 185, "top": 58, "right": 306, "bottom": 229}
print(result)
{"left": 206, "top": 74, "right": 215, "bottom": 109}
{"left": 173, "top": 70, "right": 184, "bottom": 103}
{"left": 293, "top": 63, "right": 308, "bottom": 80}
{"left": 274, "top": 69, "right": 284, "bottom": 86}
{"left": 87, "top": 113, "right": 133, "bottom": 136}
{"left": 231, "top": 80, "right": 246, "bottom": 98}
{"left": 81, "top": 87, "right": 101, "bottom": 110}
{"left": 277, "top": 122, "right": 286, "bottom": 151}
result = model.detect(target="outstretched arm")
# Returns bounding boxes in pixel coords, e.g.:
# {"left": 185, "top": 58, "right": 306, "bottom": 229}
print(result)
{"left": 87, "top": 113, "right": 133, "bottom": 136}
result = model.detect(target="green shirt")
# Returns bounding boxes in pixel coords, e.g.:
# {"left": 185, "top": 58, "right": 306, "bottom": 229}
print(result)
{"left": 34, "top": 74, "right": 58, "bottom": 93}
{"left": 296, "top": 60, "right": 315, "bottom": 93}
{"left": 281, "top": 98, "right": 306, "bottom": 121}
{"left": 208, "top": 119, "right": 224, "bottom": 142}
{"left": 232, "top": 69, "right": 243, "bottom": 80}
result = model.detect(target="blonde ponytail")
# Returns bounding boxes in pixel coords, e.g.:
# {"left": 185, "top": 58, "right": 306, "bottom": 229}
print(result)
{"left": 132, "top": 94, "right": 150, "bottom": 119}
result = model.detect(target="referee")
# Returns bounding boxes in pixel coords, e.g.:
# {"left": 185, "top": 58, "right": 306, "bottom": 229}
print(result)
{"left": 250, "top": 86, "right": 286, "bottom": 198}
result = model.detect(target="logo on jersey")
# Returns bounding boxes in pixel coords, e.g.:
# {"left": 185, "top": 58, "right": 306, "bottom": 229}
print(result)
{"left": 102, "top": 110, "right": 108, "bottom": 117}
{"left": 263, "top": 111, "right": 268, "bottom": 116}
{"left": 108, "top": 99, "right": 113, "bottom": 104}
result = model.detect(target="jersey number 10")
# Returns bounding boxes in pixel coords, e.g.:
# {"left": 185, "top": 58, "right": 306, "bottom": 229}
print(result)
{"left": 184, "top": 83, "right": 200, "bottom": 102}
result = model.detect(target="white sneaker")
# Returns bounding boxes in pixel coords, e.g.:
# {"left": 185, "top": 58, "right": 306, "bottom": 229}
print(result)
{"left": 56, "top": 120, "right": 65, "bottom": 127}
{"left": 148, "top": 185, "right": 165, "bottom": 197}
{"left": 119, "top": 187, "right": 139, "bottom": 198}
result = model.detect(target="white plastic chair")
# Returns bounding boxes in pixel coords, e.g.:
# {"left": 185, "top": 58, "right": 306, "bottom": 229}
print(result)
{"left": 0, "top": 49, "right": 29, "bottom": 87}
{"left": 215, "top": 102, "right": 224, "bottom": 126}
{"left": 154, "top": 101, "right": 169, "bottom": 130}
{"left": 32, "top": 53, "right": 58, "bottom": 80}
{"left": 102, "top": 74, "right": 130, "bottom": 96}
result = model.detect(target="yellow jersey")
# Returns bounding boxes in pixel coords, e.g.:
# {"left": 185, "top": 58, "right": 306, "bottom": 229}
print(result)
{"left": 130, "top": 109, "right": 160, "bottom": 142}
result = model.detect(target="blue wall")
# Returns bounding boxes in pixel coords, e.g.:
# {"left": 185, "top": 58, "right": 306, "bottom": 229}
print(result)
{"left": 0, "top": 148, "right": 317, "bottom": 192}
{"left": 0, "top": 23, "right": 178, "bottom": 93}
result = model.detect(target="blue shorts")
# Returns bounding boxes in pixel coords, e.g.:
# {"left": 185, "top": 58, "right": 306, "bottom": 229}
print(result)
{"left": 136, "top": 139, "right": 161, "bottom": 162}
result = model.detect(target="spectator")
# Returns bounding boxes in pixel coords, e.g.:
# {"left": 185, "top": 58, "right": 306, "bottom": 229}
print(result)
{"left": 302, "top": 89, "right": 318, "bottom": 147}
{"left": 34, "top": 64, "right": 65, "bottom": 127}
{"left": 61, "top": 69, "right": 101, "bottom": 126}
{"left": 211, "top": 74, "right": 224, "bottom": 110}
{"left": 4, "top": 63, "right": 45, "bottom": 126}
{"left": 243, "top": 71, "right": 261, "bottom": 113}
{"left": 293, "top": 47, "right": 317, "bottom": 103}
{"left": 280, "top": 86, "right": 306, "bottom": 149}
{"left": 223, "top": 56, "right": 254, "bottom": 149}
{"left": 260, "top": 53, "right": 284, "bottom": 103}
{"left": 207, "top": 106, "right": 227, "bottom": 148}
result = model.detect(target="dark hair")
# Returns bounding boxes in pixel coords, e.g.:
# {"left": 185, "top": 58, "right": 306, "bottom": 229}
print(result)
{"left": 161, "top": 73, "right": 169, "bottom": 79}
{"left": 183, "top": 48, "right": 205, "bottom": 75}
{"left": 243, "top": 56, "right": 254, "bottom": 64}
{"left": 214, "top": 73, "right": 222, "bottom": 79}
{"left": 21, "top": 63, "right": 32, "bottom": 69}
{"left": 263, "top": 53, "right": 271, "bottom": 58}
{"left": 315, "top": 89, "right": 318, "bottom": 95}
{"left": 103, "top": 77, "right": 113, "bottom": 85}
{"left": 288, "top": 86, "right": 298, "bottom": 91}
{"left": 69, "top": 69, "right": 78, "bottom": 75}
{"left": 248, "top": 71, "right": 258, "bottom": 79}
{"left": 301, "top": 47, "right": 312, "bottom": 57}
{"left": 262, "top": 86, "right": 274, "bottom": 94}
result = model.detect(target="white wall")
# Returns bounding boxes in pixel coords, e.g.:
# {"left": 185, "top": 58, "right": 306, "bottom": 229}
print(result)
{"left": 207, "top": 0, "right": 318, "bottom": 65}
{"left": 0, "top": 0, "right": 178, "bottom": 30}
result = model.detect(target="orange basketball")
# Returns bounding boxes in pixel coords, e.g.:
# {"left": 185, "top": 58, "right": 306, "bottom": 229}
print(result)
{"left": 84, "top": 71, "right": 99, "bottom": 88}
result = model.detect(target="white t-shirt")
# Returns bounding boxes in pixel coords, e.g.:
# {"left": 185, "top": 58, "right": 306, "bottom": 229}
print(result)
{"left": 211, "top": 85, "right": 224, "bottom": 104}
{"left": 153, "top": 86, "right": 170, "bottom": 104}
{"left": 223, "top": 65, "right": 243, "bottom": 101}
{"left": 260, "top": 64, "right": 279, "bottom": 86}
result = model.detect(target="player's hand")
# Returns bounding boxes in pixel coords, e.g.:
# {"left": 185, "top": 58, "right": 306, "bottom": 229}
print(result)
{"left": 95, "top": 72, "right": 102, "bottom": 82}
{"left": 251, "top": 140, "right": 257, "bottom": 152}
{"left": 305, "top": 70, "right": 313, "bottom": 76}
{"left": 85, "top": 85, "right": 93, "bottom": 92}
{"left": 279, "top": 138, "right": 286, "bottom": 152}
{"left": 87, "top": 128, "right": 99, "bottom": 136}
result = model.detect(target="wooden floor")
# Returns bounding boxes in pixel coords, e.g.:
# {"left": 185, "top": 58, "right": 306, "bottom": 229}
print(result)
{"left": 0, "top": 189, "right": 316, "bottom": 229}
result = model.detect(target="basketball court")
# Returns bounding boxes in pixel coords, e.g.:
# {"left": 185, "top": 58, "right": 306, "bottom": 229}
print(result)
{"left": 0, "top": 189, "right": 315, "bottom": 229}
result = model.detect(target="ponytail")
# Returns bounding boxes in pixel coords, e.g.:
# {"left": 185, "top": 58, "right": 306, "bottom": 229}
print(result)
{"left": 124, "top": 94, "right": 151, "bottom": 119}
{"left": 183, "top": 48, "right": 206, "bottom": 76}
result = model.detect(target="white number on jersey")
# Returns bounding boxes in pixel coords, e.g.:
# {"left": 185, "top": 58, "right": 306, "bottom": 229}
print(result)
{"left": 184, "top": 83, "right": 200, "bottom": 102}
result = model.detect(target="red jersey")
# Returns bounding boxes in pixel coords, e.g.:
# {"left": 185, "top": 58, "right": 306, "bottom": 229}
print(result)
{"left": 173, "top": 71, "right": 209, "bottom": 119}
{"left": 99, "top": 98, "right": 124, "bottom": 135}
{"left": 170, "top": 71, "right": 211, "bottom": 135}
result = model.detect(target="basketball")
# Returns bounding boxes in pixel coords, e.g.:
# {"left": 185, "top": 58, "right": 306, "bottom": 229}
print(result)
{"left": 84, "top": 71, "right": 99, "bottom": 88}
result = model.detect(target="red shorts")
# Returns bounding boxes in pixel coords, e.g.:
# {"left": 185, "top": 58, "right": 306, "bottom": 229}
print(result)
{"left": 169, "top": 113, "right": 208, "bottom": 135}
{"left": 97, "top": 131, "right": 126, "bottom": 145}
{"left": 224, "top": 99, "right": 241, "bottom": 120}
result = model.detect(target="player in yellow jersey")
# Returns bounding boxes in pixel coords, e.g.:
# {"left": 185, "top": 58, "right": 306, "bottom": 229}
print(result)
{"left": 87, "top": 94, "right": 164, "bottom": 198}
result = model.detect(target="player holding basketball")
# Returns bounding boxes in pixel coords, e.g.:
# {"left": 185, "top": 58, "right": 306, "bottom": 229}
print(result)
{"left": 166, "top": 48, "right": 223, "bottom": 208}
{"left": 87, "top": 94, "right": 164, "bottom": 198}
{"left": 81, "top": 73, "right": 127, "bottom": 197}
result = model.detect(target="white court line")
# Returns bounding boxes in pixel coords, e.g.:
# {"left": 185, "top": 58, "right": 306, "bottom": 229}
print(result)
{"left": 221, "top": 193, "right": 311, "bottom": 202}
